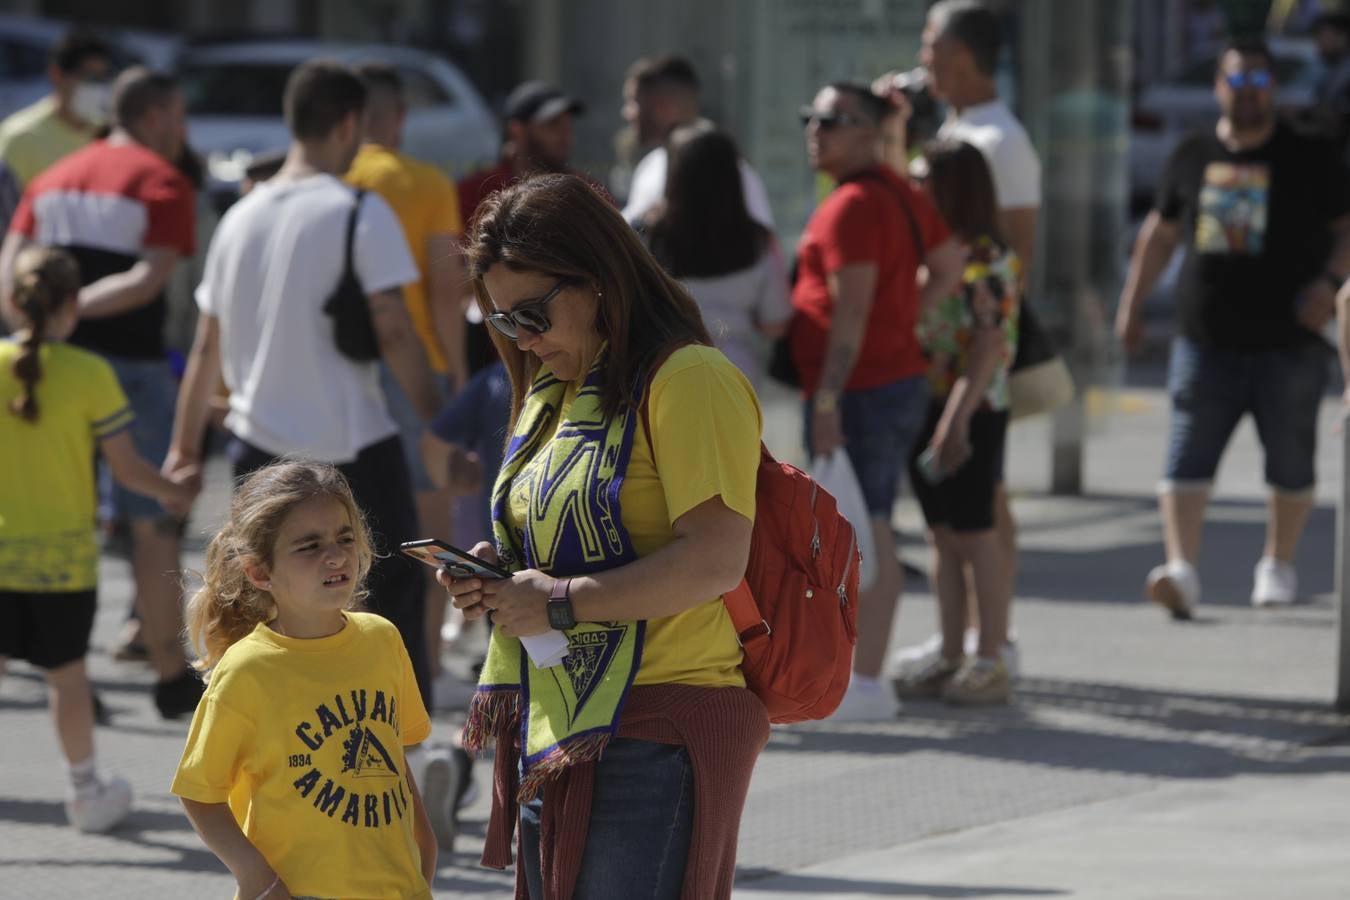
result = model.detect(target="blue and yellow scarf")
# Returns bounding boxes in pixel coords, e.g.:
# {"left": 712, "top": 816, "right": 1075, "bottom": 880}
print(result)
{"left": 461, "top": 351, "right": 646, "bottom": 799}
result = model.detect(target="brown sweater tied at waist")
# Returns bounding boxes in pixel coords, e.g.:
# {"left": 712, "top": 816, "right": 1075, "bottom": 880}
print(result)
{"left": 479, "top": 682, "right": 769, "bottom": 900}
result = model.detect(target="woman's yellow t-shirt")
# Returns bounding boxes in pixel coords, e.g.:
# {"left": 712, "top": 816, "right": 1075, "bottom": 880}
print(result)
{"left": 505, "top": 345, "right": 762, "bottom": 689}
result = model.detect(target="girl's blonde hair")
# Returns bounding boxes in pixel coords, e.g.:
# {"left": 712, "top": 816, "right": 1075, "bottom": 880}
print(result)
{"left": 186, "top": 460, "right": 374, "bottom": 672}
{"left": 8, "top": 245, "right": 81, "bottom": 423}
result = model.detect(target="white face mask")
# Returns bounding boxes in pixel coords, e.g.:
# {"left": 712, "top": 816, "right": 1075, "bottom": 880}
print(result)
{"left": 69, "top": 81, "right": 111, "bottom": 127}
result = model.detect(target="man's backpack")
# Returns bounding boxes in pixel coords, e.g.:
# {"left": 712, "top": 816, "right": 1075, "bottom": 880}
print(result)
{"left": 641, "top": 352, "right": 860, "bottom": 723}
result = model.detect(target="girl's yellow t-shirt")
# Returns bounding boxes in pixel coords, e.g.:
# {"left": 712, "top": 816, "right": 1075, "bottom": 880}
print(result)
{"left": 505, "top": 345, "right": 762, "bottom": 689}
{"left": 171, "top": 612, "right": 432, "bottom": 900}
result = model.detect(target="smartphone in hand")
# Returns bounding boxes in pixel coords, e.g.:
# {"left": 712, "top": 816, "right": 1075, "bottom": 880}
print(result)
{"left": 399, "top": 539, "right": 510, "bottom": 580}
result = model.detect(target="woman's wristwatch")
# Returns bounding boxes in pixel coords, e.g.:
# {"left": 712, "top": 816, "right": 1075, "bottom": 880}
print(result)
{"left": 547, "top": 577, "right": 576, "bottom": 630}
{"left": 813, "top": 389, "right": 840, "bottom": 414}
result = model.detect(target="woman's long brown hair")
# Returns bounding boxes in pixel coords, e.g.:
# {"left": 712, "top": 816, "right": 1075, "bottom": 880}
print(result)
{"left": 920, "top": 138, "right": 1004, "bottom": 246}
{"left": 464, "top": 173, "right": 712, "bottom": 427}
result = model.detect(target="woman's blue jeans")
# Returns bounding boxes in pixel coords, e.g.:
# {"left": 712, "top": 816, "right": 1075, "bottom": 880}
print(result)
{"left": 520, "top": 737, "right": 695, "bottom": 900}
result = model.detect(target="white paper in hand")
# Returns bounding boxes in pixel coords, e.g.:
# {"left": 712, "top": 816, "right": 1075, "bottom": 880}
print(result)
{"left": 812, "top": 449, "right": 878, "bottom": 590}
{"left": 521, "top": 630, "right": 571, "bottom": 668}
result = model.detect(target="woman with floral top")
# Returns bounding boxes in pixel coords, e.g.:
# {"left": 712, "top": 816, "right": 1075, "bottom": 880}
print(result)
{"left": 895, "top": 139, "right": 1021, "bottom": 707}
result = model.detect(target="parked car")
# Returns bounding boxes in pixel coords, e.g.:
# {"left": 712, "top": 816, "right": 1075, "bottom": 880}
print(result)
{"left": 1130, "top": 37, "right": 1324, "bottom": 207}
{"left": 0, "top": 13, "right": 178, "bottom": 118}
{"left": 177, "top": 40, "right": 498, "bottom": 205}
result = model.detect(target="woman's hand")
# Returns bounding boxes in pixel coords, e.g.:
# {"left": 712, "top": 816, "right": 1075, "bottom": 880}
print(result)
{"left": 480, "top": 569, "right": 555, "bottom": 637}
{"left": 931, "top": 414, "right": 972, "bottom": 476}
{"left": 435, "top": 541, "right": 498, "bottom": 620}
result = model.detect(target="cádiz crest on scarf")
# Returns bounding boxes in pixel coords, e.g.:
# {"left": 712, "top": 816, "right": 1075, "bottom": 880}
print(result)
{"left": 461, "top": 348, "right": 646, "bottom": 800}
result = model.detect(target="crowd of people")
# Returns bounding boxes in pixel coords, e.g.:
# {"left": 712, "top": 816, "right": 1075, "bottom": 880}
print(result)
{"left": 2, "top": 0, "right": 1349, "bottom": 896}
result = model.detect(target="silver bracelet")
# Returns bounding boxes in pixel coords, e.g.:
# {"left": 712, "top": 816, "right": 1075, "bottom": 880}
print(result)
{"left": 252, "top": 875, "right": 280, "bottom": 900}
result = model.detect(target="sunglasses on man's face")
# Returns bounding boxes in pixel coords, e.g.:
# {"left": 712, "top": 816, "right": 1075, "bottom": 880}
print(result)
{"left": 485, "top": 280, "right": 568, "bottom": 341}
{"left": 1224, "top": 69, "right": 1272, "bottom": 90}
{"left": 799, "top": 107, "right": 870, "bottom": 130}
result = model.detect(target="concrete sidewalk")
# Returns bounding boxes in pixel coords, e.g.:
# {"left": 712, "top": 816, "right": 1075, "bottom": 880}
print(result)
{"left": 2, "top": 376, "right": 1349, "bottom": 898}
{"left": 736, "top": 766, "right": 1350, "bottom": 899}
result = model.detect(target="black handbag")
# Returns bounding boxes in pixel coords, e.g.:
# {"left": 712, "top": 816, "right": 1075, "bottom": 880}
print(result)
{"left": 323, "top": 189, "right": 382, "bottom": 362}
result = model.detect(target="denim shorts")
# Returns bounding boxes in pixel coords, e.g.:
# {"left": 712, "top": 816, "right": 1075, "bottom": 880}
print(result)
{"left": 519, "top": 738, "right": 694, "bottom": 900}
{"left": 98, "top": 356, "right": 177, "bottom": 522}
{"left": 378, "top": 363, "right": 451, "bottom": 492}
{"left": 1164, "top": 336, "right": 1329, "bottom": 494}
{"left": 803, "top": 375, "right": 930, "bottom": 516}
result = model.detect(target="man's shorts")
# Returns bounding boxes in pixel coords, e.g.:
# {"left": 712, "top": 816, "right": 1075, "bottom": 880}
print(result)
{"left": 98, "top": 356, "right": 177, "bottom": 522}
{"left": 908, "top": 401, "right": 1009, "bottom": 533}
{"left": 379, "top": 362, "right": 451, "bottom": 493}
{"left": 803, "top": 375, "right": 930, "bottom": 517}
{"left": 0, "top": 589, "right": 97, "bottom": 669}
{"left": 1164, "top": 336, "right": 1329, "bottom": 494}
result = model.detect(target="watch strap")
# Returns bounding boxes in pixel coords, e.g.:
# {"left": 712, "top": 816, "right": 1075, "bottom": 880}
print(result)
{"left": 550, "top": 577, "right": 571, "bottom": 602}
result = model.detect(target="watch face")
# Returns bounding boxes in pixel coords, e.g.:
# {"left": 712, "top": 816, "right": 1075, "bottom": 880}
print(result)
{"left": 547, "top": 600, "right": 576, "bottom": 630}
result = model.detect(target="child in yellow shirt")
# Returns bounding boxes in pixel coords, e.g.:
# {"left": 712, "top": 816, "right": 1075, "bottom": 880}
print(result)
{"left": 171, "top": 461, "right": 437, "bottom": 899}
{"left": 0, "top": 245, "right": 197, "bottom": 834}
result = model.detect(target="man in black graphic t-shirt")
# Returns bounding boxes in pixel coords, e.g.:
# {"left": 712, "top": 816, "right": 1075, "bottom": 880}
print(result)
{"left": 1117, "top": 38, "right": 1350, "bottom": 618}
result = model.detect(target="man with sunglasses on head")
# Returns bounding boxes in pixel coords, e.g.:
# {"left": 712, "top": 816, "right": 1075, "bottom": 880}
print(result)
{"left": 1116, "top": 38, "right": 1350, "bottom": 618}
{"left": 790, "top": 82, "right": 964, "bottom": 721}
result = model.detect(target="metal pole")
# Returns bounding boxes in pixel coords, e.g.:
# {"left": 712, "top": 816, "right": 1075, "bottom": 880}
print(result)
{"left": 1337, "top": 408, "right": 1350, "bottom": 711}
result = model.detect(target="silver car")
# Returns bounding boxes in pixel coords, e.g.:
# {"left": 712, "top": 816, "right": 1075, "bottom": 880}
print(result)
{"left": 178, "top": 40, "right": 498, "bottom": 196}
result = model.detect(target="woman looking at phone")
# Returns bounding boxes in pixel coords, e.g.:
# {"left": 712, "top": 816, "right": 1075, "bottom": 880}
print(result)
{"left": 438, "top": 173, "right": 767, "bottom": 900}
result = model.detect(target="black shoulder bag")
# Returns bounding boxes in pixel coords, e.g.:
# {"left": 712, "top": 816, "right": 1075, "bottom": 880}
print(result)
{"left": 323, "top": 189, "right": 382, "bottom": 362}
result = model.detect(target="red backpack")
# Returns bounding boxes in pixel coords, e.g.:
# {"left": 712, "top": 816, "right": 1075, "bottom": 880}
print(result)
{"left": 642, "top": 361, "right": 860, "bottom": 724}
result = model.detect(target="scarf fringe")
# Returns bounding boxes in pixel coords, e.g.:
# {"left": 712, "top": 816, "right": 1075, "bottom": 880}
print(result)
{"left": 461, "top": 687, "right": 520, "bottom": 752}
{"left": 518, "top": 731, "right": 612, "bottom": 802}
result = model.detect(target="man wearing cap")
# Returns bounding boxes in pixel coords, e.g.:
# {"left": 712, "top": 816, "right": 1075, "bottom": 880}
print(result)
{"left": 457, "top": 81, "right": 608, "bottom": 373}
{"left": 457, "top": 80, "right": 599, "bottom": 224}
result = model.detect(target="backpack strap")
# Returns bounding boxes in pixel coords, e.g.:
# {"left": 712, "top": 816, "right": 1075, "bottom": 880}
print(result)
{"left": 638, "top": 345, "right": 772, "bottom": 646}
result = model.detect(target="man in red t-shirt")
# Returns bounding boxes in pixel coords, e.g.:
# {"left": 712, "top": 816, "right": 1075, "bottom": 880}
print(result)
{"left": 790, "top": 81, "right": 963, "bottom": 720}
{"left": 0, "top": 67, "right": 201, "bottom": 720}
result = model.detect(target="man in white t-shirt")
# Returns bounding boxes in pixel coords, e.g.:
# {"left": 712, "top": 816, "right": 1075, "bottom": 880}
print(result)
{"left": 881, "top": 0, "right": 1042, "bottom": 688}
{"left": 620, "top": 55, "right": 775, "bottom": 229}
{"left": 165, "top": 61, "right": 441, "bottom": 706}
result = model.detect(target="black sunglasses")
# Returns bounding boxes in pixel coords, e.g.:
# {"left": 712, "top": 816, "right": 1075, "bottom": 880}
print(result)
{"left": 798, "top": 106, "right": 869, "bottom": 130}
{"left": 485, "top": 280, "right": 568, "bottom": 340}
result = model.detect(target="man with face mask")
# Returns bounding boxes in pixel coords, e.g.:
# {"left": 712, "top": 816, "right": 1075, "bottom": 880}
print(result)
{"left": 0, "top": 30, "right": 112, "bottom": 191}
{"left": 1116, "top": 39, "right": 1350, "bottom": 618}
{"left": 165, "top": 60, "right": 440, "bottom": 716}
{"left": 0, "top": 67, "right": 200, "bottom": 718}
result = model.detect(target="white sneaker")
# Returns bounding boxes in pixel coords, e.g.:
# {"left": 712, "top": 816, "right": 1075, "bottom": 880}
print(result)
{"left": 891, "top": 633, "right": 944, "bottom": 678}
{"left": 828, "top": 677, "right": 901, "bottom": 722}
{"left": 1252, "top": 557, "right": 1297, "bottom": 607}
{"left": 65, "top": 776, "right": 132, "bottom": 833}
{"left": 419, "top": 749, "right": 461, "bottom": 851}
{"left": 1146, "top": 560, "right": 1200, "bottom": 620}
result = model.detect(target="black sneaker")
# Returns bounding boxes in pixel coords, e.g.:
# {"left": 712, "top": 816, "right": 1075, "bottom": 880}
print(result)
{"left": 154, "top": 670, "right": 204, "bottom": 720}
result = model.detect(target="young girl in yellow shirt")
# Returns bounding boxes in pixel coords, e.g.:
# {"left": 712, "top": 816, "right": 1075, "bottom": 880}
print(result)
{"left": 172, "top": 461, "right": 437, "bottom": 899}
{"left": 0, "top": 245, "right": 197, "bottom": 834}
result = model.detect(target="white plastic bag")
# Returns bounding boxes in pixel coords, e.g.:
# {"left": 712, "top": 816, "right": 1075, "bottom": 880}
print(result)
{"left": 812, "top": 449, "right": 878, "bottom": 590}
